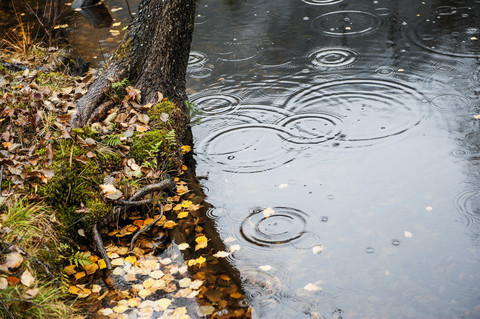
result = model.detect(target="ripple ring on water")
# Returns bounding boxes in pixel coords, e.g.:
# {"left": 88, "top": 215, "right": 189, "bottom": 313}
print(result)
{"left": 196, "top": 124, "right": 296, "bottom": 173}
{"left": 190, "top": 93, "right": 241, "bottom": 115}
{"left": 240, "top": 207, "right": 309, "bottom": 247}
{"left": 311, "top": 10, "right": 382, "bottom": 37}
{"left": 309, "top": 48, "right": 359, "bottom": 68}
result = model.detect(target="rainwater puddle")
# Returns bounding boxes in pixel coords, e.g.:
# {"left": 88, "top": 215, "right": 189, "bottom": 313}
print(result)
{"left": 7, "top": 0, "right": 479, "bottom": 317}
{"left": 187, "top": 0, "right": 480, "bottom": 318}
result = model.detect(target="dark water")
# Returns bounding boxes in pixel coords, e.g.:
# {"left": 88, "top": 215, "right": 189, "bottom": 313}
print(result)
{"left": 9, "top": 0, "right": 480, "bottom": 317}
{"left": 186, "top": 1, "right": 480, "bottom": 318}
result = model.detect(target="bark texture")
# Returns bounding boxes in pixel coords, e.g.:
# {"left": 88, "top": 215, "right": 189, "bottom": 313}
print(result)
{"left": 71, "top": 0, "right": 197, "bottom": 128}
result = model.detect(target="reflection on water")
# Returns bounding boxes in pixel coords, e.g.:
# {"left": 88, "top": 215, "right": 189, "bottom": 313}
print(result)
{"left": 187, "top": 0, "right": 480, "bottom": 318}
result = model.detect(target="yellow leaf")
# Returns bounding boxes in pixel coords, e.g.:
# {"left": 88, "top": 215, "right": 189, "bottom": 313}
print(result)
{"left": 195, "top": 235, "right": 208, "bottom": 244}
{"left": 74, "top": 272, "right": 86, "bottom": 280}
{"left": 84, "top": 263, "right": 99, "bottom": 275}
{"left": 97, "top": 259, "right": 107, "bottom": 269}
{"left": 196, "top": 256, "right": 206, "bottom": 266}
{"left": 181, "top": 145, "right": 191, "bottom": 154}
{"left": 64, "top": 265, "right": 76, "bottom": 275}
{"left": 125, "top": 255, "right": 137, "bottom": 264}
{"left": 474, "top": 114, "right": 480, "bottom": 119}
{"left": 230, "top": 292, "right": 243, "bottom": 299}
{"left": 181, "top": 200, "right": 192, "bottom": 208}
{"left": 89, "top": 255, "right": 99, "bottom": 263}
{"left": 195, "top": 242, "right": 207, "bottom": 250}
{"left": 177, "top": 211, "right": 189, "bottom": 219}
{"left": 176, "top": 185, "right": 189, "bottom": 195}
{"left": 173, "top": 204, "right": 182, "bottom": 211}
{"left": 163, "top": 203, "right": 173, "bottom": 211}
{"left": 163, "top": 220, "right": 177, "bottom": 229}
{"left": 68, "top": 285, "right": 81, "bottom": 295}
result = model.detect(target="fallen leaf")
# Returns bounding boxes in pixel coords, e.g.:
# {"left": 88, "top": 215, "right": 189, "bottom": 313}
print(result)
{"left": 21, "top": 269, "right": 35, "bottom": 287}
{"left": 177, "top": 211, "right": 189, "bottom": 219}
{"left": 404, "top": 231, "right": 413, "bottom": 238}
{"left": 229, "top": 244, "right": 241, "bottom": 252}
{"left": 213, "top": 251, "right": 230, "bottom": 258}
{"left": 304, "top": 283, "right": 322, "bottom": 292}
{"left": 0, "top": 277, "right": 8, "bottom": 289}
{"left": 178, "top": 243, "right": 190, "bottom": 250}
{"left": 312, "top": 245, "right": 324, "bottom": 255}
{"left": 3, "top": 252, "right": 23, "bottom": 268}
{"left": 258, "top": 265, "right": 272, "bottom": 271}
{"left": 263, "top": 207, "right": 275, "bottom": 218}
{"left": 22, "top": 288, "right": 39, "bottom": 299}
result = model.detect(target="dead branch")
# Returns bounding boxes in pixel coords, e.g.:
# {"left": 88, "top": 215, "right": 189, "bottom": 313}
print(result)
{"left": 92, "top": 223, "right": 112, "bottom": 270}
{"left": 129, "top": 205, "right": 164, "bottom": 253}
{"left": 129, "top": 179, "right": 174, "bottom": 202}
{"left": 116, "top": 199, "right": 151, "bottom": 206}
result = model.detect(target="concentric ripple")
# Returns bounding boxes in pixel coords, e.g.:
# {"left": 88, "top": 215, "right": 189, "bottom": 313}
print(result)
{"left": 302, "top": 0, "right": 343, "bottom": 5}
{"left": 240, "top": 207, "right": 309, "bottom": 246}
{"left": 188, "top": 51, "right": 207, "bottom": 66}
{"left": 284, "top": 79, "right": 427, "bottom": 147}
{"left": 454, "top": 189, "right": 480, "bottom": 227}
{"left": 409, "top": 7, "right": 480, "bottom": 57}
{"left": 277, "top": 113, "right": 343, "bottom": 145}
{"left": 190, "top": 94, "right": 240, "bottom": 115}
{"left": 196, "top": 124, "right": 295, "bottom": 173}
{"left": 312, "top": 11, "right": 382, "bottom": 36}
{"left": 430, "top": 94, "right": 470, "bottom": 111}
{"left": 309, "top": 48, "right": 359, "bottom": 68}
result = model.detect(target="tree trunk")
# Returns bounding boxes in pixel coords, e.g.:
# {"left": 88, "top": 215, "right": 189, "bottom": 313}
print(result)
{"left": 71, "top": 0, "right": 196, "bottom": 128}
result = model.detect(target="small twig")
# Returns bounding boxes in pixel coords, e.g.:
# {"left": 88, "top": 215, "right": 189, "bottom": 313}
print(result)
{"left": 117, "top": 198, "right": 151, "bottom": 206}
{"left": 129, "top": 205, "right": 163, "bottom": 253}
{"left": 0, "top": 298, "right": 14, "bottom": 319}
{"left": 124, "top": 0, "right": 134, "bottom": 22}
{"left": 0, "top": 164, "right": 4, "bottom": 193}
{"left": 92, "top": 223, "right": 112, "bottom": 270}
{"left": 129, "top": 179, "right": 174, "bottom": 202}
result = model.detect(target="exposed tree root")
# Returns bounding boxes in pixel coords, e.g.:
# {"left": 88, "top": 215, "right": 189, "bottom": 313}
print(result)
{"left": 92, "top": 223, "right": 112, "bottom": 270}
{"left": 129, "top": 179, "right": 174, "bottom": 202}
{"left": 129, "top": 205, "right": 164, "bottom": 253}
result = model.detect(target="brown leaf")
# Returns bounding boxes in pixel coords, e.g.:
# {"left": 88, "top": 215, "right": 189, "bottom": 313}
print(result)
{"left": 74, "top": 155, "right": 88, "bottom": 164}
{"left": 46, "top": 143, "right": 53, "bottom": 165}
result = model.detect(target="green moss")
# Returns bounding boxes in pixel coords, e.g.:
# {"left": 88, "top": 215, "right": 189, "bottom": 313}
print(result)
{"left": 114, "top": 37, "right": 132, "bottom": 62}
{"left": 130, "top": 129, "right": 178, "bottom": 168}
{"left": 148, "top": 100, "right": 177, "bottom": 122}
{"left": 36, "top": 72, "right": 70, "bottom": 88}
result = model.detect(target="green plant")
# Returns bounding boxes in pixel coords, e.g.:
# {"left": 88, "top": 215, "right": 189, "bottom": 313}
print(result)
{"left": 67, "top": 251, "right": 92, "bottom": 267}
{"left": 102, "top": 134, "right": 122, "bottom": 147}
{"left": 111, "top": 78, "right": 130, "bottom": 100}
{"left": 184, "top": 100, "right": 202, "bottom": 125}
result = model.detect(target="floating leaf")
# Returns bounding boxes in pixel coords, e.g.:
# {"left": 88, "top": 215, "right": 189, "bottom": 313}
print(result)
{"left": 312, "top": 245, "right": 324, "bottom": 255}
{"left": 213, "top": 251, "right": 230, "bottom": 258}
{"left": 263, "top": 207, "right": 275, "bottom": 218}
{"left": 404, "top": 231, "right": 413, "bottom": 238}
{"left": 304, "top": 283, "right": 322, "bottom": 292}
{"left": 258, "top": 265, "right": 272, "bottom": 271}
{"left": 178, "top": 243, "right": 190, "bottom": 250}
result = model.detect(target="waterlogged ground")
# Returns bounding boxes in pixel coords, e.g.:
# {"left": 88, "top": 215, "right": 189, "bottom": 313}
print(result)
{"left": 185, "top": 0, "right": 480, "bottom": 318}
{"left": 12, "top": 0, "right": 480, "bottom": 317}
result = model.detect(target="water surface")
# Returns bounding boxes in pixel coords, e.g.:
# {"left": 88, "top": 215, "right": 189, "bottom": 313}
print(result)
{"left": 186, "top": 0, "right": 480, "bottom": 318}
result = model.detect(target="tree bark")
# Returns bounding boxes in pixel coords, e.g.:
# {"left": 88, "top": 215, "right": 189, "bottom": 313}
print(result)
{"left": 71, "top": 0, "right": 197, "bottom": 128}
